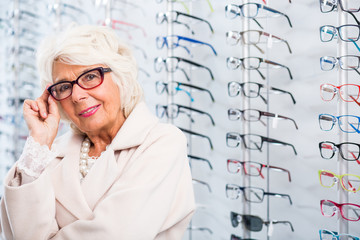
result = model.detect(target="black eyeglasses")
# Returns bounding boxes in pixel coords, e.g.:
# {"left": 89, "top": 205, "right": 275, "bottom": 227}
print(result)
{"left": 226, "top": 30, "right": 292, "bottom": 54}
{"left": 228, "top": 108, "right": 298, "bottom": 130}
{"left": 47, "top": 67, "right": 112, "bottom": 101}
{"left": 228, "top": 81, "right": 296, "bottom": 105}
{"left": 225, "top": 3, "right": 292, "bottom": 29}
{"left": 154, "top": 56, "right": 214, "bottom": 81}
{"left": 319, "top": 141, "right": 360, "bottom": 161}
{"left": 227, "top": 56, "right": 293, "bottom": 80}
{"left": 156, "top": 103, "right": 215, "bottom": 126}
{"left": 156, "top": 10, "right": 214, "bottom": 34}
{"left": 155, "top": 81, "right": 215, "bottom": 102}
{"left": 230, "top": 211, "right": 294, "bottom": 232}
{"left": 179, "top": 127, "right": 213, "bottom": 150}
{"left": 226, "top": 132, "right": 297, "bottom": 155}
{"left": 188, "top": 154, "right": 213, "bottom": 170}
{"left": 320, "top": 0, "right": 360, "bottom": 13}
{"left": 320, "top": 24, "right": 360, "bottom": 42}
{"left": 226, "top": 184, "right": 293, "bottom": 204}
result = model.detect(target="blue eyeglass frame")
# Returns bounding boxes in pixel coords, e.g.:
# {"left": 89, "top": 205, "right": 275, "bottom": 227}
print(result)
{"left": 156, "top": 35, "right": 217, "bottom": 56}
{"left": 319, "top": 113, "right": 360, "bottom": 133}
{"left": 319, "top": 229, "right": 360, "bottom": 240}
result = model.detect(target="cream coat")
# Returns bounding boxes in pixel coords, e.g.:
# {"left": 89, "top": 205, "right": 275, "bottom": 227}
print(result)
{"left": 0, "top": 102, "right": 195, "bottom": 240}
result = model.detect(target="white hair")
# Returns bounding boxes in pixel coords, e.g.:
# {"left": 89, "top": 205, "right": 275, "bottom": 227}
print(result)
{"left": 36, "top": 24, "right": 144, "bottom": 124}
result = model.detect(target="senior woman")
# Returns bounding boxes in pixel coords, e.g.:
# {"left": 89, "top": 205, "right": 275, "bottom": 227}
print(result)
{"left": 0, "top": 25, "right": 195, "bottom": 239}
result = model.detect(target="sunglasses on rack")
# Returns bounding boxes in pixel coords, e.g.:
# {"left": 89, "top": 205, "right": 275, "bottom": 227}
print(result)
{"left": 228, "top": 108, "right": 298, "bottom": 129}
{"left": 188, "top": 154, "right": 213, "bottom": 170}
{"left": 320, "top": 55, "right": 360, "bottom": 75}
{"left": 179, "top": 127, "right": 213, "bottom": 150}
{"left": 227, "top": 159, "right": 292, "bottom": 182}
{"left": 47, "top": 67, "right": 112, "bottom": 101}
{"left": 319, "top": 229, "right": 360, "bottom": 240}
{"left": 320, "top": 83, "right": 360, "bottom": 103}
{"left": 226, "top": 184, "right": 292, "bottom": 204}
{"left": 319, "top": 141, "right": 360, "bottom": 161}
{"left": 156, "top": 10, "right": 214, "bottom": 34}
{"left": 155, "top": 81, "right": 215, "bottom": 103}
{"left": 226, "top": 132, "right": 297, "bottom": 155}
{"left": 320, "top": 200, "right": 360, "bottom": 221}
{"left": 318, "top": 170, "right": 360, "bottom": 193}
{"left": 225, "top": 3, "right": 292, "bottom": 29}
{"left": 156, "top": 103, "right": 215, "bottom": 126}
{"left": 156, "top": 35, "right": 217, "bottom": 56}
{"left": 227, "top": 56, "right": 293, "bottom": 80}
{"left": 318, "top": 114, "right": 360, "bottom": 133}
{"left": 230, "top": 211, "right": 294, "bottom": 232}
{"left": 226, "top": 30, "right": 292, "bottom": 54}
{"left": 154, "top": 56, "right": 214, "bottom": 81}
{"left": 228, "top": 81, "right": 296, "bottom": 105}
{"left": 320, "top": 24, "right": 360, "bottom": 42}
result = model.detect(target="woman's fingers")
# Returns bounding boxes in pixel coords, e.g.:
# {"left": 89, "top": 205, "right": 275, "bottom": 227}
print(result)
{"left": 36, "top": 87, "right": 52, "bottom": 118}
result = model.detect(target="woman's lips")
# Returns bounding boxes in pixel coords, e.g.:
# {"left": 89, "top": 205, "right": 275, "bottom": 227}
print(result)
{"left": 79, "top": 104, "right": 101, "bottom": 117}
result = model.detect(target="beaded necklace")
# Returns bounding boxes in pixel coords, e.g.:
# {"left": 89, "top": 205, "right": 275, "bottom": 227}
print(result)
{"left": 79, "top": 137, "right": 98, "bottom": 181}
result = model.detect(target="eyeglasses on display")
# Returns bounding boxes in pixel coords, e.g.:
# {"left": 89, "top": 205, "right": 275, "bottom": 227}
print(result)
{"left": 187, "top": 226, "right": 213, "bottom": 235}
{"left": 101, "top": 19, "right": 147, "bottom": 39}
{"left": 226, "top": 132, "right": 297, "bottom": 155}
{"left": 179, "top": 127, "right": 213, "bottom": 150}
{"left": 226, "top": 30, "right": 292, "bottom": 54}
{"left": 154, "top": 56, "right": 214, "bottom": 81}
{"left": 188, "top": 154, "right": 213, "bottom": 170}
{"left": 155, "top": 81, "right": 215, "bottom": 103}
{"left": 230, "top": 234, "right": 258, "bottom": 240}
{"left": 192, "top": 178, "right": 212, "bottom": 193}
{"left": 319, "top": 141, "right": 360, "bottom": 161}
{"left": 47, "top": 67, "right": 112, "bottom": 101}
{"left": 156, "top": 103, "right": 215, "bottom": 126}
{"left": 319, "top": 114, "right": 360, "bottom": 133}
{"left": 156, "top": 35, "right": 217, "bottom": 56}
{"left": 228, "top": 81, "right": 296, "bottom": 105}
{"left": 319, "top": 0, "right": 360, "bottom": 13}
{"left": 226, "top": 184, "right": 293, "bottom": 204}
{"left": 320, "top": 24, "right": 360, "bottom": 42}
{"left": 227, "top": 56, "right": 293, "bottom": 80}
{"left": 227, "top": 159, "right": 292, "bottom": 182}
{"left": 320, "top": 55, "right": 360, "bottom": 75}
{"left": 228, "top": 108, "right": 298, "bottom": 129}
{"left": 156, "top": 0, "right": 214, "bottom": 13}
{"left": 318, "top": 170, "right": 360, "bottom": 193}
{"left": 320, "top": 83, "right": 360, "bottom": 103}
{"left": 320, "top": 200, "right": 360, "bottom": 221}
{"left": 156, "top": 10, "right": 214, "bottom": 34}
{"left": 319, "top": 229, "right": 360, "bottom": 240}
{"left": 230, "top": 211, "right": 294, "bottom": 232}
{"left": 225, "top": 3, "right": 292, "bottom": 29}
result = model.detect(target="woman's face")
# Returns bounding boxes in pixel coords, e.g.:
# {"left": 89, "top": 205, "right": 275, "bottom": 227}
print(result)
{"left": 52, "top": 61, "right": 125, "bottom": 136}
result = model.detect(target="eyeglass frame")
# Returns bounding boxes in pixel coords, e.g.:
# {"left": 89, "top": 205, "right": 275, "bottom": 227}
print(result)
{"left": 47, "top": 67, "right": 112, "bottom": 101}
{"left": 318, "top": 169, "right": 360, "bottom": 193}
{"left": 320, "top": 24, "right": 360, "bottom": 42}
{"left": 320, "top": 83, "right": 360, "bottom": 103}
{"left": 226, "top": 132, "right": 298, "bottom": 155}
{"left": 319, "top": 141, "right": 360, "bottom": 161}
{"left": 179, "top": 127, "right": 213, "bottom": 150}
{"left": 320, "top": 55, "right": 360, "bottom": 75}
{"left": 319, "top": 0, "right": 360, "bottom": 13}
{"left": 319, "top": 229, "right": 360, "bottom": 240}
{"left": 320, "top": 199, "right": 360, "bottom": 221}
{"left": 225, "top": 183, "right": 293, "bottom": 204}
{"left": 228, "top": 108, "right": 298, "bottom": 129}
{"left": 188, "top": 154, "right": 213, "bottom": 170}
{"left": 318, "top": 113, "right": 360, "bottom": 133}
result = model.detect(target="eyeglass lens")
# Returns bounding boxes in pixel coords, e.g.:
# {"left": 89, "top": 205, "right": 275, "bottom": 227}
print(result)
{"left": 320, "top": 142, "right": 360, "bottom": 160}
{"left": 320, "top": 84, "right": 360, "bottom": 102}
{"left": 321, "top": 200, "right": 360, "bottom": 221}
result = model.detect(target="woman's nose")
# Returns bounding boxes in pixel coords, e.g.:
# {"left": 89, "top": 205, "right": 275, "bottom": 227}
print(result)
{"left": 71, "top": 83, "right": 88, "bottom": 102}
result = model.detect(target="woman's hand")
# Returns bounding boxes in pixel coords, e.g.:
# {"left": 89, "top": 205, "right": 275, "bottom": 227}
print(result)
{"left": 23, "top": 87, "right": 60, "bottom": 149}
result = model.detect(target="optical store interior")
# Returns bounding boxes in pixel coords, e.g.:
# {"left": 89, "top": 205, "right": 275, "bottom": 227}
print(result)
{"left": 0, "top": 0, "right": 360, "bottom": 239}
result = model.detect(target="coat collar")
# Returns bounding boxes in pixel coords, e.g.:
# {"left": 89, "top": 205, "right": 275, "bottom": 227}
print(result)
{"left": 51, "top": 101, "right": 159, "bottom": 219}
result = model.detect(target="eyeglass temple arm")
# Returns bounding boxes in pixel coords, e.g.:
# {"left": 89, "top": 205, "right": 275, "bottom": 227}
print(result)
{"left": 179, "top": 127, "right": 214, "bottom": 150}
{"left": 270, "top": 220, "right": 295, "bottom": 232}
{"left": 265, "top": 192, "right": 293, "bottom": 205}
{"left": 178, "top": 35, "right": 217, "bottom": 56}
{"left": 264, "top": 136, "right": 297, "bottom": 155}
{"left": 261, "top": 111, "right": 298, "bottom": 129}
{"left": 188, "top": 154, "right": 213, "bottom": 170}
{"left": 176, "top": 11, "right": 214, "bottom": 33}
{"left": 261, "top": 31, "right": 292, "bottom": 53}
{"left": 264, "top": 59, "right": 293, "bottom": 79}
{"left": 172, "top": 20, "right": 195, "bottom": 35}
{"left": 266, "top": 165, "right": 292, "bottom": 182}
{"left": 349, "top": 39, "right": 360, "bottom": 52}
{"left": 178, "top": 82, "right": 215, "bottom": 102}
{"left": 178, "top": 57, "right": 214, "bottom": 80}
{"left": 187, "top": 226, "right": 213, "bottom": 234}
{"left": 192, "top": 178, "right": 212, "bottom": 193}
{"left": 269, "top": 86, "right": 296, "bottom": 104}
{"left": 262, "top": 5, "right": 293, "bottom": 28}
{"left": 177, "top": 104, "right": 215, "bottom": 126}
{"left": 348, "top": 11, "right": 360, "bottom": 25}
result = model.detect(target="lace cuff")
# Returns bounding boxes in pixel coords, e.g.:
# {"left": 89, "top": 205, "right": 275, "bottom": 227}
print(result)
{"left": 17, "top": 136, "right": 57, "bottom": 178}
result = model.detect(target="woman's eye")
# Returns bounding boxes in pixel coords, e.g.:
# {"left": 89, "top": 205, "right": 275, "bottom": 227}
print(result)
{"left": 84, "top": 74, "right": 98, "bottom": 81}
{"left": 59, "top": 84, "right": 71, "bottom": 93}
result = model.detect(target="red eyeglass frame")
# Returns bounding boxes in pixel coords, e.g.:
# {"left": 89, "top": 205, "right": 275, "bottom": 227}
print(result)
{"left": 320, "top": 199, "right": 360, "bottom": 221}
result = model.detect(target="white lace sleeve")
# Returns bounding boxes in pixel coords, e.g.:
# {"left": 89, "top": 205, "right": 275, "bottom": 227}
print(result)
{"left": 17, "top": 136, "right": 57, "bottom": 178}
